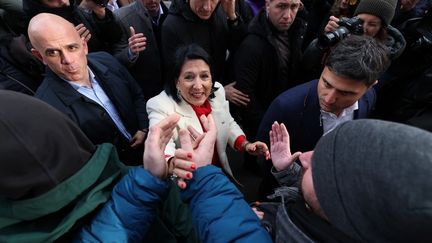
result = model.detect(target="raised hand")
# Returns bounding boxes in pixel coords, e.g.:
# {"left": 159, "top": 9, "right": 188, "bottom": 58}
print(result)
{"left": 76, "top": 24, "right": 92, "bottom": 43}
{"left": 128, "top": 26, "right": 147, "bottom": 56}
{"left": 220, "top": 0, "right": 236, "bottom": 20}
{"left": 143, "top": 114, "right": 179, "bottom": 179}
{"left": 269, "top": 122, "right": 302, "bottom": 171}
{"left": 173, "top": 114, "right": 217, "bottom": 188}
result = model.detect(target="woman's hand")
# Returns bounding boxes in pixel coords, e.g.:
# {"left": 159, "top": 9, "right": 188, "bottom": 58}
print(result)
{"left": 245, "top": 141, "right": 271, "bottom": 160}
{"left": 269, "top": 122, "right": 302, "bottom": 171}
{"left": 173, "top": 114, "right": 217, "bottom": 188}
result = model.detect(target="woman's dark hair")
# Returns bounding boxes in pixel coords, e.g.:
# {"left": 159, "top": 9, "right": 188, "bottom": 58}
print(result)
{"left": 165, "top": 44, "right": 218, "bottom": 103}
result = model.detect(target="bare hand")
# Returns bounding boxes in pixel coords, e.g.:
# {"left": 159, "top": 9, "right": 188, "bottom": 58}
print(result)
{"left": 130, "top": 130, "right": 146, "bottom": 148}
{"left": 143, "top": 114, "right": 180, "bottom": 179}
{"left": 324, "top": 16, "right": 340, "bottom": 33}
{"left": 224, "top": 82, "right": 250, "bottom": 106}
{"left": 269, "top": 122, "right": 302, "bottom": 171}
{"left": 174, "top": 114, "right": 217, "bottom": 188}
{"left": 245, "top": 141, "right": 270, "bottom": 160}
{"left": 75, "top": 24, "right": 92, "bottom": 43}
{"left": 220, "top": 0, "right": 236, "bottom": 19}
{"left": 128, "top": 26, "right": 147, "bottom": 55}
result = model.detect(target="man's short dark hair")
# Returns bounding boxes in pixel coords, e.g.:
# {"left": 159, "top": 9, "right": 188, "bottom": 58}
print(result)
{"left": 165, "top": 44, "right": 218, "bottom": 103}
{"left": 325, "top": 35, "right": 390, "bottom": 86}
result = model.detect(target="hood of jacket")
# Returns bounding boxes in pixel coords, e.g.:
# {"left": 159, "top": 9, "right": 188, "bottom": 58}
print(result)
{"left": 23, "top": 0, "right": 76, "bottom": 23}
{"left": 385, "top": 25, "right": 407, "bottom": 59}
{"left": 0, "top": 90, "right": 127, "bottom": 242}
{"left": 0, "top": 90, "right": 95, "bottom": 200}
{"left": 312, "top": 119, "right": 432, "bottom": 242}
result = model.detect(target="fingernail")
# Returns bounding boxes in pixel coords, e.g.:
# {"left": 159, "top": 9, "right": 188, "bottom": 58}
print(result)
{"left": 190, "top": 164, "right": 196, "bottom": 170}
{"left": 180, "top": 182, "right": 186, "bottom": 189}
{"left": 187, "top": 153, "right": 192, "bottom": 159}
{"left": 186, "top": 173, "right": 192, "bottom": 179}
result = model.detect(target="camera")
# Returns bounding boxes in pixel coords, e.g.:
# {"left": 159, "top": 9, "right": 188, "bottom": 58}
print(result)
{"left": 318, "top": 17, "right": 364, "bottom": 48}
{"left": 92, "top": 0, "right": 109, "bottom": 7}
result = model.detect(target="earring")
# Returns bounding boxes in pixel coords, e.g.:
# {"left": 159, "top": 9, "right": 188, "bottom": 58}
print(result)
{"left": 176, "top": 88, "right": 182, "bottom": 100}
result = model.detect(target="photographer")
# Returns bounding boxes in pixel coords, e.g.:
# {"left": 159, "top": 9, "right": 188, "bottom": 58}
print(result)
{"left": 23, "top": 0, "right": 123, "bottom": 53}
{"left": 300, "top": 0, "right": 405, "bottom": 82}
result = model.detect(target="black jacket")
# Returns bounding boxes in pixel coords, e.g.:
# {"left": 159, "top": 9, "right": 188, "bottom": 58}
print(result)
{"left": 233, "top": 9, "right": 306, "bottom": 138}
{"left": 113, "top": 0, "right": 168, "bottom": 100}
{"left": 161, "top": 0, "right": 247, "bottom": 83}
{"left": 35, "top": 52, "right": 148, "bottom": 163}
{"left": 22, "top": 0, "right": 123, "bottom": 53}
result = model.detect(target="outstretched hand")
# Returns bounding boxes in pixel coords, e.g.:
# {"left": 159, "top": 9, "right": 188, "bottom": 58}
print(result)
{"left": 245, "top": 141, "right": 271, "bottom": 160}
{"left": 173, "top": 114, "right": 217, "bottom": 188}
{"left": 143, "top": 114, "right": 179, "bottom": 179}
{"left": 269, "top": 122, "right": 302, "bottom": 171}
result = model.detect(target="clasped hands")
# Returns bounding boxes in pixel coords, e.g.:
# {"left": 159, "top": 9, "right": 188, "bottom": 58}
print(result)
{"left": 143, "top": 113, "right": 216, "bottom": 189}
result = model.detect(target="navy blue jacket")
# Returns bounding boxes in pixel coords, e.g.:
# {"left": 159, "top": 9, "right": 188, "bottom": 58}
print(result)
{"left": 35, "top": 52, "right": 148, "bottom": 162}
{"left": 257, "top": 79, "right": 376, "bottom": 153}
{"left": 77, "top": 166, "right": 272, "bottom": 243}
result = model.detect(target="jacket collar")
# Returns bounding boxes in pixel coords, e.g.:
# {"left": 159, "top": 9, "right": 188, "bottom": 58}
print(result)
{"left": 44, "top": 55, "right": 111, "bottom": 106}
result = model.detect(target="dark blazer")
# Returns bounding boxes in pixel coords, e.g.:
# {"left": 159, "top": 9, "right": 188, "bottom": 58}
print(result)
{"left": 257, "top": 79, "right": 376, "bottom": 153}
{"left": 113, "top": 0, "right": 168, "bottom": 100}
{"left": 35, "top": 52, "right": 149, "bottom": 152}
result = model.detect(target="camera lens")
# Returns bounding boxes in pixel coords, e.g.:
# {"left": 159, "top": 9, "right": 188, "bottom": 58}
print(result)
{"left": 319, "top": 27, "right": 349, "bottom": 47}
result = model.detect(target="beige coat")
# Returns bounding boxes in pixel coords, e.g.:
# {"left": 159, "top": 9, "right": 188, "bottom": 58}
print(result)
{"left": 146, "top": 82, "right": 244, "bottom": 176}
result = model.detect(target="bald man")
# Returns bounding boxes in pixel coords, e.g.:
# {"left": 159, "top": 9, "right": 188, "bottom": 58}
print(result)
{"left": 29, "top": 13, "right": 149, "bottom": 165}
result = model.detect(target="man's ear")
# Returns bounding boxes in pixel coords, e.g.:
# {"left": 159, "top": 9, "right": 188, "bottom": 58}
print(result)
{"left": 81, "top": 37, "right": 89, "bottom": 55}
{"left": 31, "top": 48, "right": 44, "bottom": 63}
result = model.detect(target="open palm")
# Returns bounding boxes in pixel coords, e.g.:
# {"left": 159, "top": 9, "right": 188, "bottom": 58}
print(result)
{"left": 270, "top": 122, "right": 302, "bottom": 171}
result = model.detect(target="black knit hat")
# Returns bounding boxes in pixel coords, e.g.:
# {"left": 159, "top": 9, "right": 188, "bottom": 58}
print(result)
{"left": 312, "top": 119, "right": 432, "bottom": 242}
{"left": 354, "top": 0, "right": 398, "bottom": 26}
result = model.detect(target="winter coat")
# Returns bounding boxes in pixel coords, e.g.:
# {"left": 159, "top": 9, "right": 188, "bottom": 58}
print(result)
{"left": 233, "top": 8, "right": 307, "bottom": 139}
{"left": 161, "top": 0, "right": 247, "bottom": 83}
{"left": 35, "top": 52, "right": 149, "bottom": 164}
{"left": 257, "top": 79, "right": 376, "bottom": 153}
{"left": 22, "top": 0, "right": 123, "bottom": 53}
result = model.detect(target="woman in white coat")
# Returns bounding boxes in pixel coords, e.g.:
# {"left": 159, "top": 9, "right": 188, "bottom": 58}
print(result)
{"left": 147, "top": 44, "right": 270, "bottom": 181}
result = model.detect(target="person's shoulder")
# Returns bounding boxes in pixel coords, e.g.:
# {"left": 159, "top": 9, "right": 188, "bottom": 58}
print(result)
{"left": 34, "top": 80, "right": 52, "bottom": 99}
{"left": 275, "top": 80, "right": 316, "bottom": 104}
{"left": 114, "top": 1, "right": 136, "bottom": 15}
{"left": 147, "top": 90, "right": 173, "bottom": 107}
{"left": 88, "top": 52, "right": 122, "bottom": 67}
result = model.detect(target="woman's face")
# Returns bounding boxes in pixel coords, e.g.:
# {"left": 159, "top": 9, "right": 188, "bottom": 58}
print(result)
{"left": 357, "top": 13, "right": 382, "bottom": 37}
{"left": 176, "top": 59, "right": 212, "bottom": 106}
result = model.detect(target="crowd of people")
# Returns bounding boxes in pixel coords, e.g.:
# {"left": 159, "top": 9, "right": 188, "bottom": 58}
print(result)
{"left": 0, "top": 0, "right": 431, "bottom": 242}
